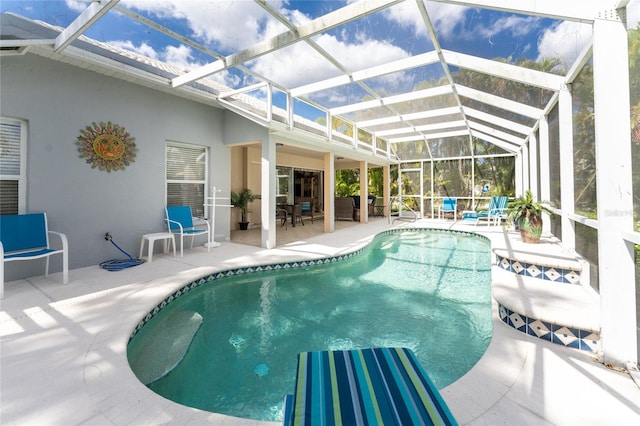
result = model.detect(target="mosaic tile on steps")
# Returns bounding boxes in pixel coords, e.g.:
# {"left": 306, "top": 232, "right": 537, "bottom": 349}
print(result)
{"left": 496, "top": 254, "right": 581, "bottom": 285}
{"left": 498, "top": 303, "right": 600, "bottom": 352}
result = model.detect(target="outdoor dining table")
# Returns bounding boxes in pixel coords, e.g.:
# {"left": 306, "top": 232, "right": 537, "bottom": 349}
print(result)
{"left": 279, "top": 204, "right": 302, "bottom": 227}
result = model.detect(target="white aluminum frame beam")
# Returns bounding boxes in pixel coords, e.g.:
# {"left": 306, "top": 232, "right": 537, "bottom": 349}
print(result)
{"left": 389, "top": 129, "right": 468, "bottom": 143}
{"left": 113, "top": 3, "right": 288, "bottom": 93}
{"left": 332, "top": 85, "right": 452, "bottom": 115}
{"left": 470, "top": 130, "right": 520, "bottom": 153}
{"left": 414, "top": 0, "right": 474, "bottom": 150}
{"left": 467, "top": 120, "right": 526, "bottom": 146}
{"left": 456, "top": 85, "right": 543, "bottom": 119}
{"left": 376, "top": 120, "right": 467, "bottom": 137}
{"left": 593, "top": 14, "right": 636, "bottom": 368}
{"left": 54, "top": 0, "right": 120, "bottom": 52}
{"left": 528, "top": 132, "right": 539, "bottom": 199}
{"left": 462, "top": 106, "right": 533, "bottom": 136}
{"left": 538, "top": 116, "right": 551, "bottom": 235}
{"left": 218, "top": 82, "right": 270, "bottom": 99}
{"left": 256, "top": 0, "right": 382, "bottom": 105}
{"left": 357, "top": 106, "right": 461, "bottom": 128}
{"left": 443, "top": 50, "right": 566, "bottom": 91}
{"left": 558, "top": 88, "right": 576, "bottom": 251}
{"left": 292, "top": 51, "right": 440, "bottom": 98}
{"left": 0, "top": 39, "right": 55, "bottom": 48}
{"left": 172, "top": 0, "right": 402, "bottom": 88}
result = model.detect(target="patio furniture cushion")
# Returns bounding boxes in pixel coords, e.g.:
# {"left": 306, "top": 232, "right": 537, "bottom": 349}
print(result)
{"left": 286, "top": 347, "right": 457, "bottom": 426}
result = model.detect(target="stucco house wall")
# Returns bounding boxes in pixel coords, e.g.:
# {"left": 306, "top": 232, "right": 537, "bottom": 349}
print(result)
{"left": 0, "top": 53, "right": 234, "bottom": 280}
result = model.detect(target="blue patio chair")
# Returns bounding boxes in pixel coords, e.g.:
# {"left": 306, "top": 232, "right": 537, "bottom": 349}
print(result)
{"left": 165, "top": 206, "right": 210, "bottom": 257}
{"left": 439, "top": 197, "right": 457, "bottom": 220}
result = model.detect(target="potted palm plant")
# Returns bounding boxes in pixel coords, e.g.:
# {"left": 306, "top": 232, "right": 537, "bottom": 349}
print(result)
{"left": 231, "top": 188, "right": 260, "bottom": 230}
{"left": 507, "top": 190, "right": 553, "bottom": 243}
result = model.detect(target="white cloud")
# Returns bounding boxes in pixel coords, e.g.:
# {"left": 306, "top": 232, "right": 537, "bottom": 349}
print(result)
{"left": 163, "top": 44, "right": 197, "bottom": 70}
{"left": 118, "top": 0, "right": 287, "bottom": 52}
{"left": 473, "top": 15, "right": 540, "bottom": 40}
{"left": 316, "top": 33, "right": 409, "bottom": 71}
{"left": 109, "top": 40, "right": 159, "bottom": 60}
{"left": 383, "top": 0, "right": 468, "bottom": 40}
{"left": 384, "top": 1, "right": 428, "bottom": 37}
{"left": 66, "top": 0, "right": 412, "bottom": 92}
{"left": 108, "top": 39, "right": 240, "bottom": 88}
{"left": 142, "top": 2, "right": 402, "bottom": 90}
{"left": 422, "top": 1, "right": 469, "bottom": 40}
{"left": 65, "top": 0, "right": 85, "bottom": 13}
{"left": 247, "top": 31, "right": 410, "bottom": 90}
{"left": 536, "top": 21, "right": 591, "bottom": 69}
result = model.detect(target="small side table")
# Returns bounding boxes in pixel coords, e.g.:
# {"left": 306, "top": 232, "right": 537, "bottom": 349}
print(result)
{"left": 374, "top": 205, "right": 386, "bottom": 217}
{"left": 139, "top": 232, "right": 176, "bottom": 262}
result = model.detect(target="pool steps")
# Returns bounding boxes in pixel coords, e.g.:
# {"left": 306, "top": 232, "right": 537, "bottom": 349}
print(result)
{"left": 492, "top": 247, "right": 601, "bottom": 353}
{"left": 128, "top": 309, "right": 203, "bottom": 385}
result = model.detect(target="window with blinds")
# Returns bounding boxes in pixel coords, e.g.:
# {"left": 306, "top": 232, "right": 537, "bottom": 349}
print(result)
{"left": 166, "top": 142, "right": 208, "bottom": 218}
{"left": 0, "top": 117, "right": 26, "bottom": 215}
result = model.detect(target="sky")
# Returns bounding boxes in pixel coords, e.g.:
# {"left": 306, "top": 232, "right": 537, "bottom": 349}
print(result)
{"left": 2, "top": 0, "right": 639, "bottom": 109}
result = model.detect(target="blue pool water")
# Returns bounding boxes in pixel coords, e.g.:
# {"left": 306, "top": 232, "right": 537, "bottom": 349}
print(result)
{"left": 127, "top": 229, "right": 493, "bottom": 422}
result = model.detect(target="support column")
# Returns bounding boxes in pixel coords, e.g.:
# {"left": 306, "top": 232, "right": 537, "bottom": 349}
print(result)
{"left": 539, "top": 117, "right": 551, "bottom": 235}
{"left": 522, "top": 143, "right": 530, "bottom": 193}
{"left": 515, "top": 151, "right": 523, "bottom": 196}
{"left": 261, "top": 137, "right": 276, "bottom": 249}
{"left": 430, "top": 161, "right": 435, "bottom": 219}
{"left": 529, "top": 133, "right": 539, "bottom": 202}
{"left": 593, "top": 14, "right": 636, "bottom": 368}
{"left": 558, "top": 87, "right": 575, "bottom": 250}
{"left": 360, "top": 161, "right": 368, "bottom": 223}
{"left": 383, "top": 165, "right": 390, "bottom": 218}
{"left": 324, "top": 153, "right": 335, "bottom": 233}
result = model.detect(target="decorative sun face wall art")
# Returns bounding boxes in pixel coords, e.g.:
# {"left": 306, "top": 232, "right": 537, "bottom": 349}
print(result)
{"left": 76, "top": 121, "right": 138, "bottom": 172}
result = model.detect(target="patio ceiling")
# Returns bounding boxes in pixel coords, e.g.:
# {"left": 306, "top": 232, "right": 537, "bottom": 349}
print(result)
{"left": 0, "top": 0, "right": 627, "bottom": 162}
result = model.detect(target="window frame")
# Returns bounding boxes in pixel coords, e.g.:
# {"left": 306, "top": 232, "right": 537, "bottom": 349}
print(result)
{"left": 0, "top": 116, "right": 27, "bottom": 215}
{"left": 165, "top": 141, "right": 209, "bottom": 219}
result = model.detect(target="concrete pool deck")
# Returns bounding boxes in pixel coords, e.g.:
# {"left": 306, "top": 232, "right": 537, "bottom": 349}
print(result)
{"left": 1, "top": 218, "right": 639, "bottom": 425}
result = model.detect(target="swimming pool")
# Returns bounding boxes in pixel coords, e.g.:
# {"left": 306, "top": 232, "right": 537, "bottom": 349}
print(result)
{"left": 127, "top": 229, "right": 492, "bottom": 422}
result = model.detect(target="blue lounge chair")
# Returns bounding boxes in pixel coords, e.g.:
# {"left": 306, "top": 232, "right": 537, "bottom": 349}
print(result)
{"left": 165, "top": 206, "right": 210, "bottom": 257}
{"left": 462, "top": 196, "right": 508, "bottom": 226}
{"left": 283, "top": 347, "right": 457, "bottom": 426}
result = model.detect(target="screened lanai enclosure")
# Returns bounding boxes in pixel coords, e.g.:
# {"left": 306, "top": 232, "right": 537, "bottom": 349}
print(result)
{"left": 0, "top": 1, "right": 638, "bottom": 370}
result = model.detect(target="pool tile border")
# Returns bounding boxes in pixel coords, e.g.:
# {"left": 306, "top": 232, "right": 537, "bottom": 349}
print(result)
{"left": 495, "top": 254, "right": 581, "bottom": 285}
{"left": 498, "top": 303, "right": 600, "bottom": 352}
{"left": 130, "top": 228, "right": 490, "bottom": 340}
